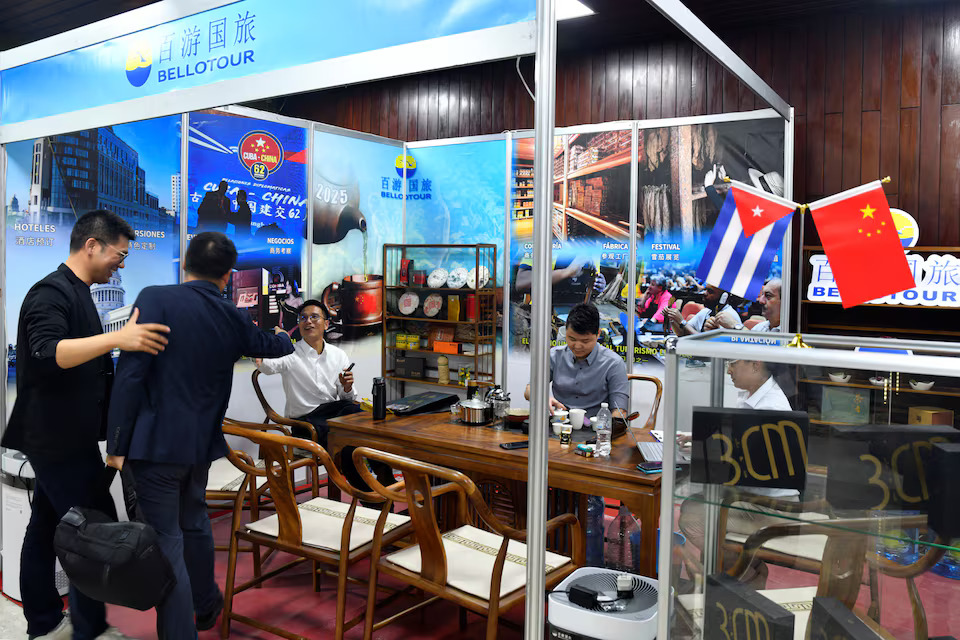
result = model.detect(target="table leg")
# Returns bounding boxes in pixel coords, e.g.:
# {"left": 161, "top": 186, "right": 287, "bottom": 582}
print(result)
{"left": 625, "top": 492, "right": 661, "bottom": 578}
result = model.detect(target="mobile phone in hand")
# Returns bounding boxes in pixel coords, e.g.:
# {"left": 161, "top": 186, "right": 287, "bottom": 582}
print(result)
{"left": 345, "top": 362, "right": 355, "bottom": 372}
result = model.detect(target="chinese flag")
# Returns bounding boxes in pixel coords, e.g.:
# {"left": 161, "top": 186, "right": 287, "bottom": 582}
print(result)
{"left": 808, "top": 181, "right": 915, "bottom": 308}
{"left": 731, "top": 182, "right": 798, "bottom": 237}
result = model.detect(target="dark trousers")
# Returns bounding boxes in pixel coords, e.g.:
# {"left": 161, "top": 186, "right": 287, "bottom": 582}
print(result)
{"left": 24, "top": 450, "right": 115, "bottom": 639}
{"left": 129, "top": 461, "right": 221, "bottom": 640}
{"left": 295, "top": 400, "right": 395, "bottom": 492}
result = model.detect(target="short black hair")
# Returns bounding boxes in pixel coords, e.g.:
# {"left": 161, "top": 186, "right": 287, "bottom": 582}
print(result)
{"left": 237, "top": 189, "right": 247, "bottom": 200}
{"left": 69, "top": 209, "right": 135, "bottom": 252}
{"left": 297, "top": 299, "right": 325, "bottom": 319}
{"left": 217, "top": 180, "right": 228, "bottom": 191}
{"left": 566, "top": 303, "right": 600, "bottom": 335}
{"left": 184, "top": 232, "right": 237, "bottom": 279}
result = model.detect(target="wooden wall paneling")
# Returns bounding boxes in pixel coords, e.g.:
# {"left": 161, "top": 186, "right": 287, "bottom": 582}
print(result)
{"left": 898, "top": 107, "right": 921, "bottom": 217}
{"left": 466, "top": 68, "right": 480, "bottom": 137}
{"left": 823, "top": 113, "right": 843, "bottom": 196}
{"left": 592, "top": 51, "right": 606, "bottom": 123}
{"left": 862, "top": 15, "right": 883, "bottom": 111}
{"left": 388, "top": 85, "right": 399, "bottom": 140}
{"left": 397, "top": 79, "right": 409, "bottom": 140}
{"left": 806, "top": 22, "right": 826, "bottom": 199}
{"left": 918, "top": 8, "right": 943, "bottom": 241}
{"left": 562, "top": 61, "right": 578, "bottom": 127}
{"left": 788, "top": 24, "right": 808, "bottom": 116}
{"left": 661, "top": 41, "right": 677, "bottom": 117}
{"left": 737, "top": 33, "right": 756, "bottom": 111}
{"left": 939, "top": 104, "right": 960, "bottom": 245}
{"left": 943, "top": 3, "right": 960, "bottom": 105}
{"left": 447, "top": 72, "right": 460, "bottom": 139}
{"left": 578, "top": 56, "right": 592, "bottom": 124}
{"left": 691, "top": 45, "right": 707, "bottom": 116}
{"left": 880, "top": 13, "right": 902, "bottom": 195}
{"left": 753, "top": 30, "right": 772, "bottom": 103}
{"left": 428, "top": 75, "right": 440, "bottom": 140}
{"left": 647, "top": 43, "right": 662, "bottom": 119}
{"left": 706, "top": 54, "right": 722, "bottom": 114}
{"left": 501, "top": 62, "right": 515, "bottom": 135}
{"left": 416, "top": 76, "right": 429, "bottom": 140}
{"left": 480, "top": 65, "right": 493, "bottom": 137}
{"left": 824, "top": 20, "right": 845, "bottom": 113}
{"left": 618, "top": 47, "right": 634, "bottom": 120}
{"left": 605, "top": 48, "right": 620, "bottom": 122}
{"left": 794, "top": 114, "right": 807, "bottom": 203}
{"left": 633, "top": 45, "right": 648, "bottom": 120}
{"left": 676, "top": 41, "right": 692, "bottom": 117}
{"left": 722, "top": 64, "right": 739, "bottom": 114}
{"left": 770, "top": 27, "right": 791, "bottom": 105}
{"left": 901, "top": 11, "right": 923, "bottom": 107}
{"left": 520, "top": 69, "right": 534, "bottom": 130}
{"left": 361, "top": 87, "right": 373, "bottom": 136}
{"left": 437, "top": 74, "right": 450, "bottom": 139}
{"left": 841, "top": 14, "right": 863, "bottom": 190}
{"left": 860, "top": 111, "right": 881, "bottom": 184}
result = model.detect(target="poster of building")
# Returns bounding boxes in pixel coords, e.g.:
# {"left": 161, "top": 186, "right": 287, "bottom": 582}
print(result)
{"left": 187, "top": 110, "right": 308, "bottom": 334}
{"left": 4, "top": 115, "right": 182, "bottom": 405}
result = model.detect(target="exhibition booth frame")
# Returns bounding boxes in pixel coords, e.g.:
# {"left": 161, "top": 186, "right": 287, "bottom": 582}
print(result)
{"left": 0, "top": 1, "right": 811, "bottom": 638}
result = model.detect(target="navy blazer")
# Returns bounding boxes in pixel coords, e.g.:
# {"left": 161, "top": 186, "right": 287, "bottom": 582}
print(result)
{"left": 107, "top": 280, "right": 293, "bottom": 465}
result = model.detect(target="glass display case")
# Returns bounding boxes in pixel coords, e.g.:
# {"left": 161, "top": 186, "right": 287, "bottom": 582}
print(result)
{"left": 656, "top": 331, "right": 960, "bottom": 640}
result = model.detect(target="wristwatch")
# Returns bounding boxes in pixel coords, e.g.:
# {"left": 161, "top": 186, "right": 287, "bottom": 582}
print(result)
{"left": 680, "top": 319, "right": 688, "bottom": 327}
{"left": 734, "top": 323, "right": 745, "bottom": 330}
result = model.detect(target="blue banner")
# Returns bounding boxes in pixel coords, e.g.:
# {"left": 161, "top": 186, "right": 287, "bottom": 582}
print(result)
{"left": 187, "top": 110, "right": 307, "bottom": 332}
{"left": 1, "top": 0, "right": 535, "bottom": 125}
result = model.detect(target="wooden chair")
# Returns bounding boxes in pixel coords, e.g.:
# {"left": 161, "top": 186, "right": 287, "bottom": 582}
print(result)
{"left": 721, "top": 514, "right": 946, "bottom": 640}
{"left": 251, "top": 369, "right": 320, "bottom": 442}
{"left": 626, "top": 373, "right": 663, "bottom": 430}
{"left": 353, "top": 446, "right": 583, "bottom": 640}
{"left": 220, "top": 424, "right": 413, "bottom": 640}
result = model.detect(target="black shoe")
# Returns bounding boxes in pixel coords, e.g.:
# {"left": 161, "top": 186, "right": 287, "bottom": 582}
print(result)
{"left": 196, "top": 597, "right": 224, "bottom": 631}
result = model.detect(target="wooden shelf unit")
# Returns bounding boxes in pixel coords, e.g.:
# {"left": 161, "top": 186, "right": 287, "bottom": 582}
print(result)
{"left": 382, "top": 243, "right": 497, "bottom": 401}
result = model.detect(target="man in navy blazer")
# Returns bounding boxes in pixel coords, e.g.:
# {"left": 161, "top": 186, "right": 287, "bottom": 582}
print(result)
{"left": 106, "top": 232, "right": 293, "bottom": 639}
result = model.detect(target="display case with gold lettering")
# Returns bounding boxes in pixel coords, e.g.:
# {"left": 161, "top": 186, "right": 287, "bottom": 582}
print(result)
{"left": 655, "top": 331, "right": 960, "bottom": 640}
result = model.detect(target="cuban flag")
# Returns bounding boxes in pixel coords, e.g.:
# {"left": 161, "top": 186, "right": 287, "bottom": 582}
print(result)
{"left": 696, "top": 181, "right": 798, "bottom": 300}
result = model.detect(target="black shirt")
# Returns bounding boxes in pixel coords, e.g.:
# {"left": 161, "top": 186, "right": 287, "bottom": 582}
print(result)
{"left": 2, "top": 264, "right": 113, "bottom": 458}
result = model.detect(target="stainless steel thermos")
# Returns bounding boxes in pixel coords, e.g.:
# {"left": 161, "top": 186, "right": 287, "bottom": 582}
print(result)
{"left": 373, "top": 377, "right": 386, "bottom": 420}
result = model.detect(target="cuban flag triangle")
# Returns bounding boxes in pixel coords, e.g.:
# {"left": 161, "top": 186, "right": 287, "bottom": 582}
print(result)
{"left": 696, "top": 182, "right": 798, "bottom": 301}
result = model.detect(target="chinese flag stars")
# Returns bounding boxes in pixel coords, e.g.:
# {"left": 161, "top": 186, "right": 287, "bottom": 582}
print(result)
{"left": 808, "top": 182, "right": 915, "bottom": 308}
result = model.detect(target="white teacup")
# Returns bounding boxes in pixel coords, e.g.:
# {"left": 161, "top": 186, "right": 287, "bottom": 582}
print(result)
{"left": 589, "top": 416, "right": 598, "bottom": 431}
{"left": 552, "top": 422, "right": 566, "bottom": 436}
{"left": 568, "top": 408, "right": 586, "bottom": 430}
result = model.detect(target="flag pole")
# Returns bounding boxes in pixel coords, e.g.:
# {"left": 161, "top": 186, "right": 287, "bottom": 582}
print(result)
{"left": 794, "top": 204, "right": 806, "bottom": 335}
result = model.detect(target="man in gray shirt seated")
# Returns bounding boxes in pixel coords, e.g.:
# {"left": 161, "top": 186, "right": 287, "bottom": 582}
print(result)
{"left": 525, "top": 302, "right": 628, "bottom": 419}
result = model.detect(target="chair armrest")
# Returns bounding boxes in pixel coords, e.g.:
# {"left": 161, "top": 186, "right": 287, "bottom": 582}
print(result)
{"left": 267, "top": 415, "right": 317, "bottom": 441}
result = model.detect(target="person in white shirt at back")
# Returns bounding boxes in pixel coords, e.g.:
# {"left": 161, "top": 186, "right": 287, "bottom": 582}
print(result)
{"left": 678, "top": 358, "right": 798, "bottom": 585}
{"left": 257, "top": 299, "right": 393, "bottom": 492}
{"left": 704, "top": 278, "right": 782, "bottom": 332}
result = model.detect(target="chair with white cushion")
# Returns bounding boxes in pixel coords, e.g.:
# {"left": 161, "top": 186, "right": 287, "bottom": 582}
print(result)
{"left": 220, "top": 423, "right": 413, "bottom": 640}
{"left": 353, "top": 447, "right": 583, "bottom": 640}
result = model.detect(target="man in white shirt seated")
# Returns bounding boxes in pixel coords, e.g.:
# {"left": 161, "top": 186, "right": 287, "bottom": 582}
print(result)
{"left": 678, "top": 358, "right": 797, "bottom": 585}
{"left": 257, "top": 300, "right": 393, "bottom": 491}
{"left": 664, "top": 285, "right": 738, "bottom": 336}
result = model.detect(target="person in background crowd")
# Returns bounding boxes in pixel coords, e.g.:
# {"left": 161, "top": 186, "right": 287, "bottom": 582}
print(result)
{"left": 664, "top": 284, "right": 738, "bottom": 336}
{"left": 705, "top": 278, "right": 781, "bottom": 332}
{"left": 257, "top": 301, "right": 395, "bottom": 493}
{"left": 635, "top": 274, "right": 672, "bottom": 333}
{"left": 3, "top": 210, "right": 170, "bottom": 640}
{"left": 233, "top": 189, "right": 252, "bottom": 238}
{"left": 106, "top": 232, "right": 294, "bottom": 639}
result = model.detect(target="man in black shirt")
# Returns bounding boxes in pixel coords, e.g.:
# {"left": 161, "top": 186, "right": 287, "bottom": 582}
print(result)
{"left": 3, "top": 210, "right": 171, "bottom": 640}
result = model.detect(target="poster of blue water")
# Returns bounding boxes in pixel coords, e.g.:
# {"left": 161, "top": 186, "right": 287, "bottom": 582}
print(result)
{"left": 187, "top": 110, "right": 307, "bottom": 333}
{"left": 403, "top": 139, "right": 507, "bottom": 279}
{"left": 4, "top": 115, "right": 181, "bottom": 397}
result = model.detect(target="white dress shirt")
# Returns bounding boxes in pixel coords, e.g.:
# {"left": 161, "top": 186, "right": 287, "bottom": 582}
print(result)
{"left": 688, "top": 304, "right": 738, "bottom": 332}
{"left": 750, "top": 319, "right": 780, "bottom": 332}
{"left": 736, "top": 375, "right": 798, "bottom": 498}
{"left": 258, "top": 339, "right": 358, "bottom": 418}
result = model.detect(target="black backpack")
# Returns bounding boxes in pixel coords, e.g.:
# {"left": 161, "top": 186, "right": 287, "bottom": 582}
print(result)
{"left": 54, "top": 467, "right": 175, "bottom": 611}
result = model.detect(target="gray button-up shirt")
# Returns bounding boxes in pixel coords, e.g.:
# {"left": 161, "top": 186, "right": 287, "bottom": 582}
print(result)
{"left": 549, "top": 342, "right": 628, "bottom": 417}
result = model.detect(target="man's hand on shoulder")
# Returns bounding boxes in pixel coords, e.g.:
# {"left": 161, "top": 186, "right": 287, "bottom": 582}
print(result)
{"left": 273, "top": 326, "right": 287, "bottom": 336}
{"left": 116, "top": 308, "right": 170, "bottom": 355}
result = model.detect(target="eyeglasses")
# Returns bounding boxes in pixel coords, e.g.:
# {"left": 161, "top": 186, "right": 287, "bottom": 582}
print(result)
{"left": 298, "top": 313, "right": 323, "bottom": 323}
{"left": 97, "top": 239, "right": 129, "bottom": 261}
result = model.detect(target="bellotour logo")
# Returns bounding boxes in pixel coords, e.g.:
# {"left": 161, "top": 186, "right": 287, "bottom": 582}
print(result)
{"left": 125, "top": 43, "right": 152, "bottom": 87}
{"left": 238, "top": 131, "right": 284, "bottom": 181}
{"left": 381, "top": 152, "right": 432, "bottom": 200}
{"left": 395, "top": 154, "right": 416, "bottom": 178}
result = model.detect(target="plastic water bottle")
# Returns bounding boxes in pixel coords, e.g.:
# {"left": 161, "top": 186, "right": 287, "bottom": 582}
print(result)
{"left": 585, "top": 495, "right": 605, "bottom": 566}
{"left": 596, "top": 403, "right": 612, "bottom": 457}
{"left": 604, "top": 505, "right": 642, "bottom": 572}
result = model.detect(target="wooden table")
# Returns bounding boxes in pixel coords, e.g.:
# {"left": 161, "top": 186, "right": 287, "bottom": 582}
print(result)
{"left": 327, "top": 412, "right": 663, "bottom": 577}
